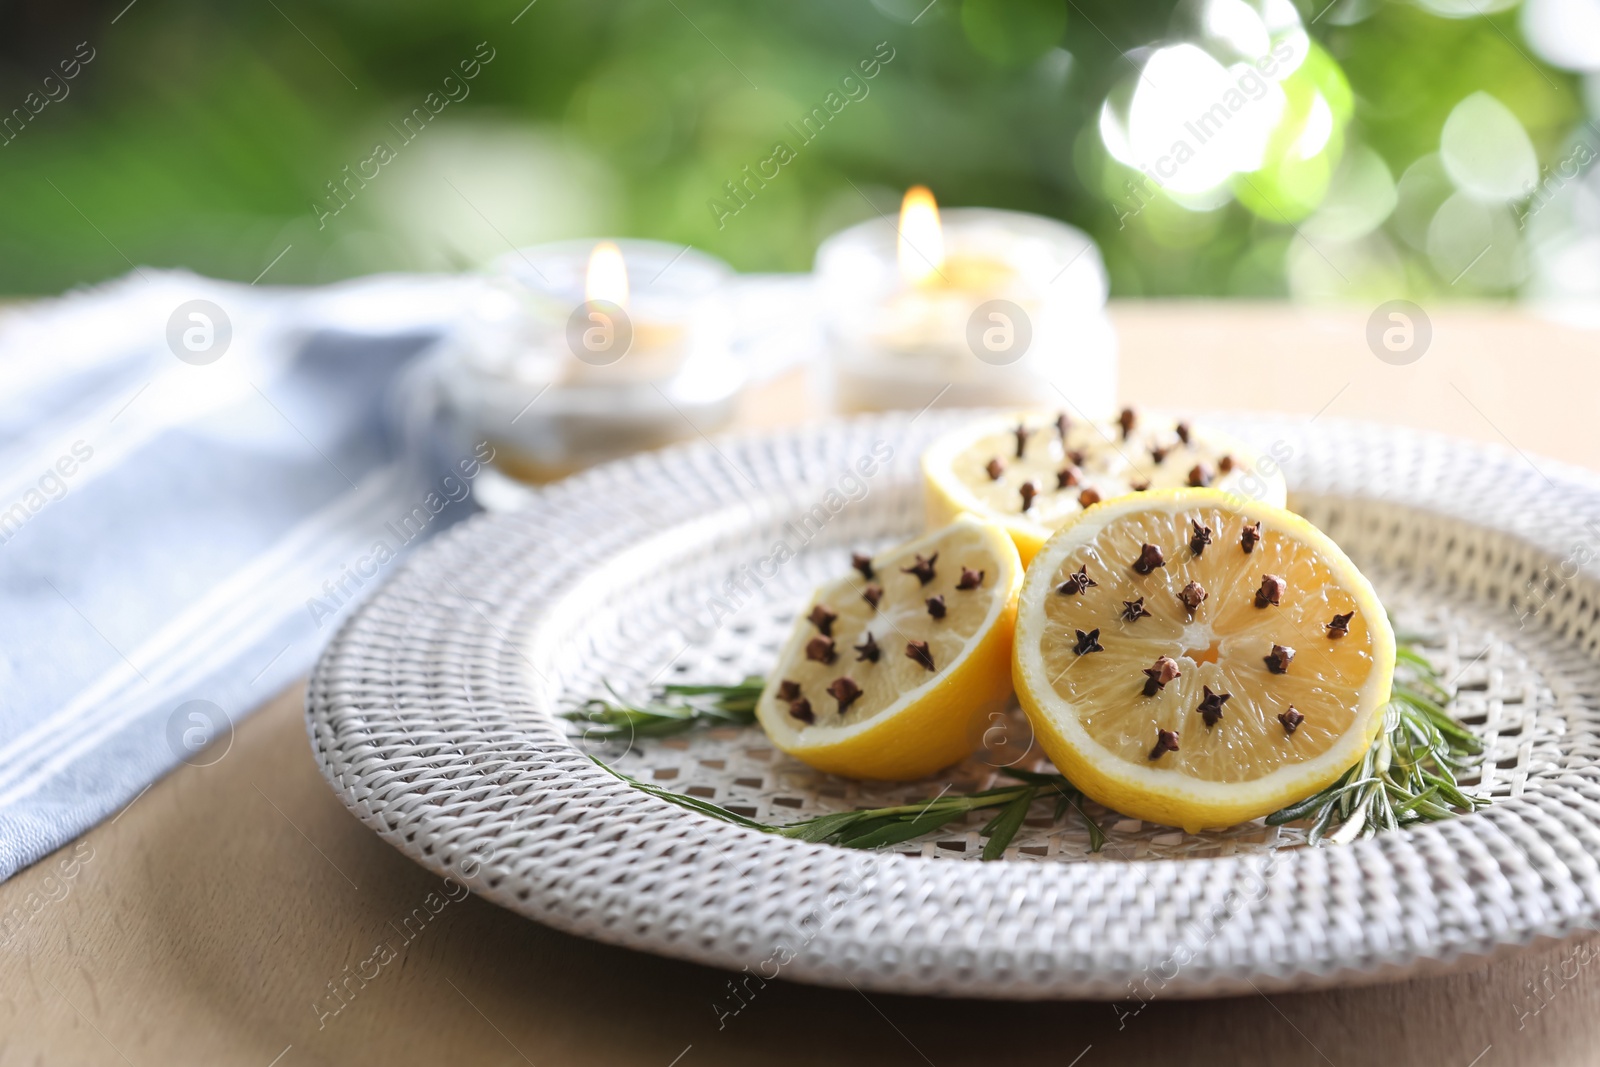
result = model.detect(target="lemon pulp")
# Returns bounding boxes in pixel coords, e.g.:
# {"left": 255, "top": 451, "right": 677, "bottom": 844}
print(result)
{"left": 923, "top": 409, "right": 1288, "bottom": 565}
{"left": 1014, "top": 489, "right": 1394, "bottom": 831}
{"left": 756, "top": 516, "right": 1021, "bottom": 781}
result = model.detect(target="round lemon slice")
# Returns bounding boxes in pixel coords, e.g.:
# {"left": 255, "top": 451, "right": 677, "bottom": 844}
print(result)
{"left": 755, "top": 515, "right": 1022, "bottom": 781}
{"left": 1012, "top": 489, "right": 1394, "bottom": 832}
{"left": 922, "top": 408, "right": 1289, "bottom": 565}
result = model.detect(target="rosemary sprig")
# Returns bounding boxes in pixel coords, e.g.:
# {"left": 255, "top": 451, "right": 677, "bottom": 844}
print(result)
{"left": 562, "top": 676, "right": 764, "bottom": 740}
{"left": 591, "top": 757, "right": 1105, "bottom": 858}
{"left": 1267, "top": 645, "right": 1487, "bottom": 843}
{"left": 583, "top": 638, "right": 1485, "bottom": 853}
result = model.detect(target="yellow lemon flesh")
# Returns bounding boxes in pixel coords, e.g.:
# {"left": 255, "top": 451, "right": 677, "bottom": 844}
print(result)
{"left": 756, "top": 516, "right": 1022, "bottom": 781}
{"left": 922, "top": 408, "right": 1289, "bottom": 566}
{"left": 1012, "top": 489, "right": 1394, "bottom": 832}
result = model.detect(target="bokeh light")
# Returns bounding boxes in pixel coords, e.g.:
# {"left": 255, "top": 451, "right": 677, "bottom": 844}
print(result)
{"left": 1439, "top": 92, "right": 1538, "bottom": 202}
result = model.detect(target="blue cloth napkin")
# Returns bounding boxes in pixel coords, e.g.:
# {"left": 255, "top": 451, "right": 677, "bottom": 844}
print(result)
{"left": 0, "top": 270, "right": 481, "bottom": 881}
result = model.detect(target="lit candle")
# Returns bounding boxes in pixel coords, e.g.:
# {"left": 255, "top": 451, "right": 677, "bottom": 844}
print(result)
{"left": 816, "top": 187, "right": 1116, "bottom": 414}
{"left": 586, "top": 240, "right": 630, "bottom": 306}
{"left": 898, "top": 185, "right": 945, "bottom": 287}
{"left": 444, "top": 238, "right": 739, "bottom": 483}
{"left": 565, "top": 239, "right": 688, "bottom": 386}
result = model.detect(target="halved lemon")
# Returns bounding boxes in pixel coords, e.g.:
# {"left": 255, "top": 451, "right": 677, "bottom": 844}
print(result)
{"left": 922, "top": 408, "right": 1289, "bottom": 565}
{"left": 1012, "top": 489, "right": 1394, "bottom": 832}
{"left": 755, "top": 515, "right": 1022, "bottom": 780}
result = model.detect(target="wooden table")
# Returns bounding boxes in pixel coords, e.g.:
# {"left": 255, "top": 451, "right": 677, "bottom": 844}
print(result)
{"left": 5, "top": 302, "right": 1598, "bottom": 1066}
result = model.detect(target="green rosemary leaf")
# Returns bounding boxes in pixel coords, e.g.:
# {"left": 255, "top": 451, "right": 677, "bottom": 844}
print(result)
{"left": 1422, "top": 771, "right": 1483, "bottom": 811}
{"left": 996, "top": 767, "right": 1106, "bottom": 852}
{"left": 661, "top": 676, "right": 765, "bottom": 698}
{"left": 1393, "top": 689, "right": 1481, "bottom": 750}
{"left": 976, "top": 796, "right": 1017, "bottom": 837}
{"left": 772, "top": 810, "right": 874, "bottom": 843}
{"left": 1057, "top": 787, "right": 1106, "bottom": 853}
{"left": 837, "top": 809, "right": 969, "bottom": 850}
{"left": 997, "top": 767, "right": 1062, "bottom": 785}
{"left": 1308, "top": 795, "right": 1341, "bottom": 845}
{"left": 772, "top": 786, "right": 1038, "bottom": 852}
{"left": 1340, "top": 747, "right": 1376, "bottom": 819}
{"left": 1266, "top": 787, "right": 1333, "bottom": 826}
{"left": 589, "top": 757, "right": 774, "bottom": 831}
{"left": 1390, "top": 784, "right": 1440, "bottom": 816}
{"left": 1399, "top": 674, "right": 1453, "bottom": 706}
{"left": 830, "top": 813, "right": 915, "bottom": 846}
{"left": 1377, "top": 784, "right": 1398, "bottom": 832}
{"left": 1080, "top": 806, "right": 1106, "bottom": 853}
{"left": 981, "top": 788, "right": 1037, "bottom": 860}
{"left": 1394, "top": 647, "right": 1440, "bottom": 675}
{"left": 564, "top": 678, "right": 762, "bottom": 738}
{"left": 660, "top": 677, "right": 766, "bottom": 717}
{"left": 629, "top": 719, "right": 708, "bottom": 738}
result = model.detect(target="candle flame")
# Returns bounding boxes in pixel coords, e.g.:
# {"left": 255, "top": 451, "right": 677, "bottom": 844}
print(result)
{"left": 585, "top": 240, "right": 629, "bottom": 309}
{"left": 897, "top": 185, "right": 945, "bottom": 286}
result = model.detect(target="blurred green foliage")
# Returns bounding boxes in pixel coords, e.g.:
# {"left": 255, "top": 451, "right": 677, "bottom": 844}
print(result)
{"left": 0, "top": 0, "right": 1580, "bottom": 295}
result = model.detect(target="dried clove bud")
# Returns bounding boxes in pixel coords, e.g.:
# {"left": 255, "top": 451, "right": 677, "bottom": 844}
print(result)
{"left": 1219, "top": 454, "right": 1236, "bottom": 474}
{"left": 1255, "top": 574, "right": 1286, "bottom": 608}
{"left": 1278, "top": 706, "right": 1304, "bottom": 734}
{"left": 1073, "top": 628, "right": 1104, "bottom": 655}
{"left": 1142, "top": 655, "right": 1181, "bottom": 696}
{"left": 1178, "top": 580, "right": 1208, "bottom": 614}
{"left": 808, "top": 603, "right": 837, "bottom": 636}
{"left": 1132, "top": 543, "right": 1166, "bottom": 575}
{"left": 1056, "top": 411, "right": 1070, "bottom": 442}
{"left": 1326, "top": 611, "right": 1354, "bottom": 639}
{"left": 851, "top": 551, "right": 875, "bottom": 580}
{"left": 788, "top": 698, "right": 815, "bottom": 724}
{"left": 1119, "top": 407, "right": 1137, "bottom": 440}
{"left": 1149, "top": 728, "right": 1180, "bottom": 759}
{"left": 1130, "top": 479, "right": 1151, "bottom": 492}
{"left": 926, "top": 594, "right": 947, "bottom": 619}
{"left": 905, "top": 639, "right": 935, "bottom": 672}
{"left": 1241, "top": 521, "right": 1261, "bottom": 553}
{"left": 1151, "top": 445, "right": 1170, "bottom": 465}
{"left": 1014, "top": 422, "right": 1031, "bottom": 459}
{"left": 1175, "top": 421, "right": 1192, "bottom": 445}
{"left": 1057, "top": 465, "right": 1081, "bottom": 489}
{"left": 957, "top": 566, "right": 985, "bottom": 590}
{"left": 805, "top": 635, "right": 837, "bottom": 665}
{"left": 827, "top": 676, "right": 863, "bottom": 712}
{"left": 1079, "top": 487, "right": 1102, "bottom": 508}
{"left": 1020, "top": 481, "right": 1040, "bottom": 513}
{"left": 985, "top": 457, "right": 1005, "bottom": 481}
{"left": 1190, "top": 520, "right": 1213, "bottom": 556}
{"left": 1067, "top": 449, "right": 1087, "bottom": 466}
{"left": 1187, "top": 463, "right": 1214, "bottom": 488}
{"left": 1123, "top": 597, "right": 1151, "bottom": 622}
{"left": 1197, "top": 686, "right": 1231, "bottom": 727}
{"left": 902, "top": 553, "right": 938, "bottom": 585}
{"left": 1264, "top": 643, "right": 1295, "bottom": 674}
{"left": 855, "top": 632, "right": 880, "bottom": 662}
{"left": 1057, "top": 564, "right": 1096, "bottom": 596}
{"left": 862, "top": 584, "right": 883, "bottom": 610}
{"left": 776, "top": 679, "right": 801, "bottom": 702}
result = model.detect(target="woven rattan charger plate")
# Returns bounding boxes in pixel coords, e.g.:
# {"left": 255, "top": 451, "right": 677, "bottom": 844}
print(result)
{"left": 307, "top": 412, "right": 1600, "bottom": 999}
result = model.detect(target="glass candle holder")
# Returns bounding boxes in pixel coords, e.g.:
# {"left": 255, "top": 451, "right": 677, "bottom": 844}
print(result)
{"left": 815, "top": 204, "right": 1116, "bottom": 416}
{"left": 442, "top": 239, "right": 739, "bottom": 483}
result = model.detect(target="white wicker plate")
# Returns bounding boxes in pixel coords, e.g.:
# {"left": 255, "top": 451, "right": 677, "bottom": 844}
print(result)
{"left": 307, "top": 413, "right": 1600, "bottom": 999}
